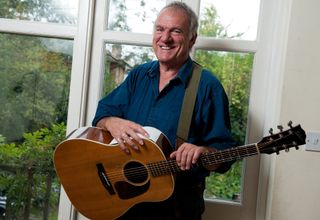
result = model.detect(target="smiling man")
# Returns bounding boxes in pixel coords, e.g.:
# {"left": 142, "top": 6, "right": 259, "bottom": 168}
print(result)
{"left": 92, "top": 1, "right": 235, "bottom": 220}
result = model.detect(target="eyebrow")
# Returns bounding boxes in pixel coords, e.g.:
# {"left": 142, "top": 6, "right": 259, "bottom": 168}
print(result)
{"left": 154, "top": 25, "right": 184, "bottom": 33}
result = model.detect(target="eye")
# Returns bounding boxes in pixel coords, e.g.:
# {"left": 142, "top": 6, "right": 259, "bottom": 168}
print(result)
{"left": 155, "top": 26, "right": 164, "bottom": 33}
{"left": 172, "top": 28, "right": 182, "bottom": 35}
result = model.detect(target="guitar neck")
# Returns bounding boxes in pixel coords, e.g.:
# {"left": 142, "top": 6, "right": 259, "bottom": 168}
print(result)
{"left": 199, "top": 143, "right": 258, "bottom": 169}
{"left": 147, "top": 143, "right": 258, "bottom": 177}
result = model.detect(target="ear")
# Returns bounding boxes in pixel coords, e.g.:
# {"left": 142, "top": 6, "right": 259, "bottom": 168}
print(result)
{"left": 189, "top": 33, "right": 197, "bottom": 49}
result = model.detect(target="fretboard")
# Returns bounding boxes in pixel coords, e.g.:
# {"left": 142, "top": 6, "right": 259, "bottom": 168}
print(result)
{"left": 147, "top": 143, "right": 259, "bottom": 177}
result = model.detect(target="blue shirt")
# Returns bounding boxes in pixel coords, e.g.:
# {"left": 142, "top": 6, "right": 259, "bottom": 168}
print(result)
{"left": 92, "top": 57, "right": 235, "bottom": 175}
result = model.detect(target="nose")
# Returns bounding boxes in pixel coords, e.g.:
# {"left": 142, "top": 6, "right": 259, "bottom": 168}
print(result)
{"left": 160, "top": 30, "right": 172, "bottom": 42}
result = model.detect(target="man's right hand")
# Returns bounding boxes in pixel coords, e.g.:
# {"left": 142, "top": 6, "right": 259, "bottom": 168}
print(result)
{"left": 96, "top": 117, "right": 149, "bottom": 154}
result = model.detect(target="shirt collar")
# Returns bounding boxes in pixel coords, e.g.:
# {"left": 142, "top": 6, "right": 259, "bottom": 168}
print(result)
{"left": 147, "top": 57, "right": 194, "bottom": 88}
{"left": 177, "top": 57, "right": 193, "bottom": 88}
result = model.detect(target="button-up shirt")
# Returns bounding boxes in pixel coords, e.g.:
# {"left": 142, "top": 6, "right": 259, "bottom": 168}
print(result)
{"left": 92, "top": 57, "right": 235, "bottom": 176}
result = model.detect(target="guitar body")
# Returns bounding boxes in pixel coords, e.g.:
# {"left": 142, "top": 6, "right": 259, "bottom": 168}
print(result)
{"left": 54, "top": 127, "right": 174, "bottom": 220}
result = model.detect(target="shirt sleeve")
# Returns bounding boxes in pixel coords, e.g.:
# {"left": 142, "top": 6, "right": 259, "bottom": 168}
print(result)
{"left": 92, "top": 71, "right": 134, "bottom": 126}
{"left": 192, "top": 70, "right": 236, "bottom": 174}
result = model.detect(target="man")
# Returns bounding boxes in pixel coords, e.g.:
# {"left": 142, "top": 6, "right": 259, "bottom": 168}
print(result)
{"left": 92, "top": 2, "right": 235, "bottom": 220}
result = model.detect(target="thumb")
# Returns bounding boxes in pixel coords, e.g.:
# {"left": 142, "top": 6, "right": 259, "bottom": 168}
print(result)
{"left": 169, "top": 151, "right": 177, "bottom": 159}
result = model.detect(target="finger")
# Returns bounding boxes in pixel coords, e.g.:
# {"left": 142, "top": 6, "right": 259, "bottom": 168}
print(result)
{"left": 126, "top": 129, "right": 145, "bottom": 146}
{"left": 178, "top": 148, "right": 190, "bottom": 170}
{"left": 117, "top": 137, "right": 130, "bottom": 154}
{"left": 181, "top": 148, "right": 194, "bottom": 170}
{"left": 129, "top": 123, "right": 149, "bottom": 138}
{"left": 121, "top": 132, "right": 139, "bottom": 150}
{"left": 192, "top": 149, "right": 202, "bottom": 164}
{"left": 170, "top": 151, "right": 177, "bottom": 159}
{"left": 185, "top": 150, "right": 195, "bottom": 170}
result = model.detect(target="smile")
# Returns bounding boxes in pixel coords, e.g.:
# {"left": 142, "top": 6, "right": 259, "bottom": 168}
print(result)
{"left": 160, "top": 46, "right": 172, "bottom": 50}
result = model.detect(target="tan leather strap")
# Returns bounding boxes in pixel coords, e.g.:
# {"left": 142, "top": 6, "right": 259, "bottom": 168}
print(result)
{"left": 176, "top": 62, "right": 202, "bottom": 146}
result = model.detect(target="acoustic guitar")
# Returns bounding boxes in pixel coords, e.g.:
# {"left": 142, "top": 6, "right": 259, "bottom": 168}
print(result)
{"left": 54, "top": 122, "right": 306, "bottom": 220}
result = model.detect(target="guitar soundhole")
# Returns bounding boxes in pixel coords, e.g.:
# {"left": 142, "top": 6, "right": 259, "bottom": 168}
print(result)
{"left": 124, "top": 161, "right": 148, "bottom": 184}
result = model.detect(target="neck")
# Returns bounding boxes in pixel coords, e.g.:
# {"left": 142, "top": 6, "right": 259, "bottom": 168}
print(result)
{"left": 158, "top": 70, "right": 178, "bottom": 92}
{"left": 158, "top": 58, "right": 188, "bottom": 91}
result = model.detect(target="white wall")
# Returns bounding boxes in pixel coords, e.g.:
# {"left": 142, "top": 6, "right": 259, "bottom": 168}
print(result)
{"left": 269, "top": 0, "right": 320, "bottom": 219}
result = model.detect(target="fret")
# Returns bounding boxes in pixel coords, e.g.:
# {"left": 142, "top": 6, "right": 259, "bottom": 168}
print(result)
{"left": 235, "top": 148, "right": 241, "bottom": 160}
{"left": 148, "top": 160, "right": 181, "bottom": 177}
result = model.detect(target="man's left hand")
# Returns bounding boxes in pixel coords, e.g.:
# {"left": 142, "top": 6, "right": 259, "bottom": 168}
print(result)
{"left": 170, "top": 143, "right": 210, "bottom": 170}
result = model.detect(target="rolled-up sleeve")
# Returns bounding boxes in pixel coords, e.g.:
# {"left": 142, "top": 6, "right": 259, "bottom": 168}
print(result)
{"left": 92, "top": 75, "right": 132, "bottom": 126}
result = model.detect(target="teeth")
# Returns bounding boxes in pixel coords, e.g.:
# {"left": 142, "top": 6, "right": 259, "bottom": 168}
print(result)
{"left": 160, "top": 46, "right": 171, "bottom": 50}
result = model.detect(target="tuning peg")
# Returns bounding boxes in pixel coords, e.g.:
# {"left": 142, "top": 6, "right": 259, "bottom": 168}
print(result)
{"left": 288, "top": 121, "right": 293, "bottom": 128}
{"left": 281, "top": 144, "right": 290, "bottom": 152}
{"left": 269, "top": 128, "right": 273, "bottom": 135}
{"left": 273, "top": 147, "right": 280, "bottom": 155}
{"left": 277, "top": 125, "right": 283, "bottom": 131}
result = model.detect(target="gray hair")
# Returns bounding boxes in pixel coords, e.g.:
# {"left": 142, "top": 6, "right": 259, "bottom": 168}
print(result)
{"left": 160, "top": 1, "right": 199, "bottom": 38}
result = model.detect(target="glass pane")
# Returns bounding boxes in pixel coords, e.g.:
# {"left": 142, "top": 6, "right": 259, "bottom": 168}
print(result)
{"left": 199, "top": 0, "right": 260, "bottom": 40}
{"left": 102, "top": 43, "right": 155, "bottom": 94}
{"left": 195, "top": 50, "right": 254, "bottom": 202}
{"left": 0, "top": 0, "right": 78, "bottom": 25}
{"left": 0, "top": 33, "right": 72, "bottom": 219}
{"left": 107, "top": 0, "right": 166, "bottom": 34}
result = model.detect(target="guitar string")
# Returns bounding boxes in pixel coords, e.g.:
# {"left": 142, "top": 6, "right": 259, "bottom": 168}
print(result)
{"left": 73, "top": 128, "right": 296, "bottom": 187}
{"left": 103, "top": 160, "right": 178, "bottom": 181}
{"left": 97, "top": 144, "right": 261, "bottom": 182}
{"left": 98, "top": 139, "right": 294, "bottom": 181}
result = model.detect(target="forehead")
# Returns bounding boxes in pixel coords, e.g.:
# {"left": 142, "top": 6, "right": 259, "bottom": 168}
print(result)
{"left": 155, "top": 7, "right": 189, "bottom": 28}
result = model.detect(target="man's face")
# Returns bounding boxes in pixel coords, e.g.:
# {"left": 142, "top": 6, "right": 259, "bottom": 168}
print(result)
{"left": 152, "top": 8, "right": 196, "bottom": 67}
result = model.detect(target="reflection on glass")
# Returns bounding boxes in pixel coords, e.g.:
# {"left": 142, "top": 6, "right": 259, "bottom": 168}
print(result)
{"left": 107, "top": 0, "right": 166, "bottom": 34}
{"left": 0, "top": 33, "right": 73, "bottom": 219}
{"left": 0, "top": 0, "right": 78, "bottom": 25}
{"left": 102, "top": 43, "right": 155, "bottom": 95}
{"left": 195, "top": 50, "right": 254, "bottom": 202}
{"left": 199, "top": 0, "right": 260, "bottom": 40}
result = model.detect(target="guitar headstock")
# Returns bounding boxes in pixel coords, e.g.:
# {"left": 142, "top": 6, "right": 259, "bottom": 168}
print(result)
{"left": 258, "top": 121, "right": 306, "bottom": 155}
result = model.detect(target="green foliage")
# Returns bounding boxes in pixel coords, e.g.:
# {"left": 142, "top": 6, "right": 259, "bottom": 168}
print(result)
{"left": 0, "top": 33, "right": 71, "bottom": 142}
{"left": 196, "top": 51, "right": 253, "bottom": 144}
{"left": 0, "top": 12, "right": 71, "bottom": 218}
{"left": 0, "top": 123, "right": 66, "bottom": 219}
{"left": 199, "top": 6, "right": 226, "bottom": 38}
{"left": 205, "top": 161, "right": 243, "bottom": 200}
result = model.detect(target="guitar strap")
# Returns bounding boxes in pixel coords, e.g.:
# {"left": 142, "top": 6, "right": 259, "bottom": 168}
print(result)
{"left": 176, "top": 61, "right": 202, "bottom": 147}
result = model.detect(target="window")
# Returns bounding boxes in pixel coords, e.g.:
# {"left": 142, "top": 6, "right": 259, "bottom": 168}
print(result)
{"left": 103, "top": 43, "right": 155, "bottom": 93}
{"left": 0, "top": 0, "right": 80, "bottom": 219}
{"left": 0, "top": 33, "right": 73, "bottom": 219}
{"left": 194, "top": 50, "right": 254, "bottom": 202}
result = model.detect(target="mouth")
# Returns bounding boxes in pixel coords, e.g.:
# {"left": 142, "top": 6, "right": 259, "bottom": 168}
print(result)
{"left": 159, "top": 45, "right": 173, "bottom": 50}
